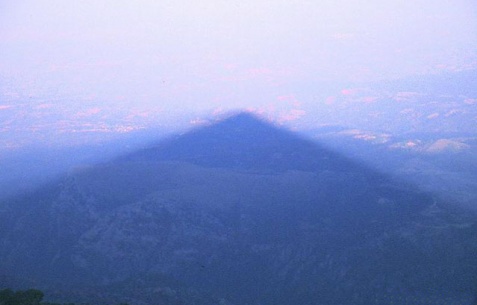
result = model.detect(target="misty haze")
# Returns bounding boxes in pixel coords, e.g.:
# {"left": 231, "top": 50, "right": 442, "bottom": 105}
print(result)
{"left": 1, "top": 1, "right": 477, "bottom": 305}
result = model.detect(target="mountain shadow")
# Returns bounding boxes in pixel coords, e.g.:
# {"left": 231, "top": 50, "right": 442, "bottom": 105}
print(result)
{"left": 1, "top": 112, "right": 476, "bottom": 305}
{"left": 123, "top": 112, "right": 361, "bottom": 172}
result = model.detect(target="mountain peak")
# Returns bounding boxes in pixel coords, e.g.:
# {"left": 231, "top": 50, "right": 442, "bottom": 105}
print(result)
{"left": 216, "top": 111, "right": 269, "bottom": 125}
{"left": 125, "top": 111, "right": 358, "bottom": 172}
{"left": 219, "top": 111, "right": 262, "bottom": 122}
{"left": 206, "top": 111, "right": 278, "bottom": 135}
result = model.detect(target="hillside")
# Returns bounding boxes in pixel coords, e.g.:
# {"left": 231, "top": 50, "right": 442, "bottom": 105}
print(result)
{"left": 1, "top": 113, "right": 476, "bottom": 305}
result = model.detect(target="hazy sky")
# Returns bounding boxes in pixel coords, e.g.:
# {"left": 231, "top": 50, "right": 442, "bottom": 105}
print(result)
{"left": 1, "top": 0, "right": 476, "bottom": 146}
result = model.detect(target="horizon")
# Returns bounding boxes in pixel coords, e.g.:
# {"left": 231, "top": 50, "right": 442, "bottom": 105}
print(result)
{"left": 1, "top": 1, "right": 477, "bottom": 150}
{"left": 2, "top": 2, "right": 477, "bottom": 301}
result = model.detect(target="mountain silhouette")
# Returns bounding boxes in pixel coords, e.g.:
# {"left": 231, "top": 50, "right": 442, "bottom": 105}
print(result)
{"left": 0, "top": 112, "right": 476, "bottom": 305}
{"left": 124, "top": 112, "right": 360, "bottom": 172}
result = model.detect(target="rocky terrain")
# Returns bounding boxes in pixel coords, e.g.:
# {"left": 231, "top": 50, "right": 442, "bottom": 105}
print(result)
{"left": 1, "top": 113, "right": 476, "bottom": 305}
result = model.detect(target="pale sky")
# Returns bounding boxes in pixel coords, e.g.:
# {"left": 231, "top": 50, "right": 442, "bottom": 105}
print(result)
{"left": 1, "top": 0, "right": 476, "bottom": 146}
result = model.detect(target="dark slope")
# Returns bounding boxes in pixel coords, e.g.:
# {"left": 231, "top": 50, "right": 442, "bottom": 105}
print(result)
{"left": 1, "top": 112, "right": 476, "bottom": 305}
{"left": 123, "top": 112, "right": 361, "bottom": 172}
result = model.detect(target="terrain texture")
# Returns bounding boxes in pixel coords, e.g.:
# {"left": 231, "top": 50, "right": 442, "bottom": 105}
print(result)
{"left": 1, "top": 113, "right": 476, "bottom": 305}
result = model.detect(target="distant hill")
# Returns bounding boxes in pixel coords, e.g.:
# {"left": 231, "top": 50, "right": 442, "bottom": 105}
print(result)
{"left": 1, "top": 112, "right": 476, "bottom": 305}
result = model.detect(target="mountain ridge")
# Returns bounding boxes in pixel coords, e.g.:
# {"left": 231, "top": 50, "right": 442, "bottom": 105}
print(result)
{"left": 1, "top": 112, "right": 476, "bottom": 305}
